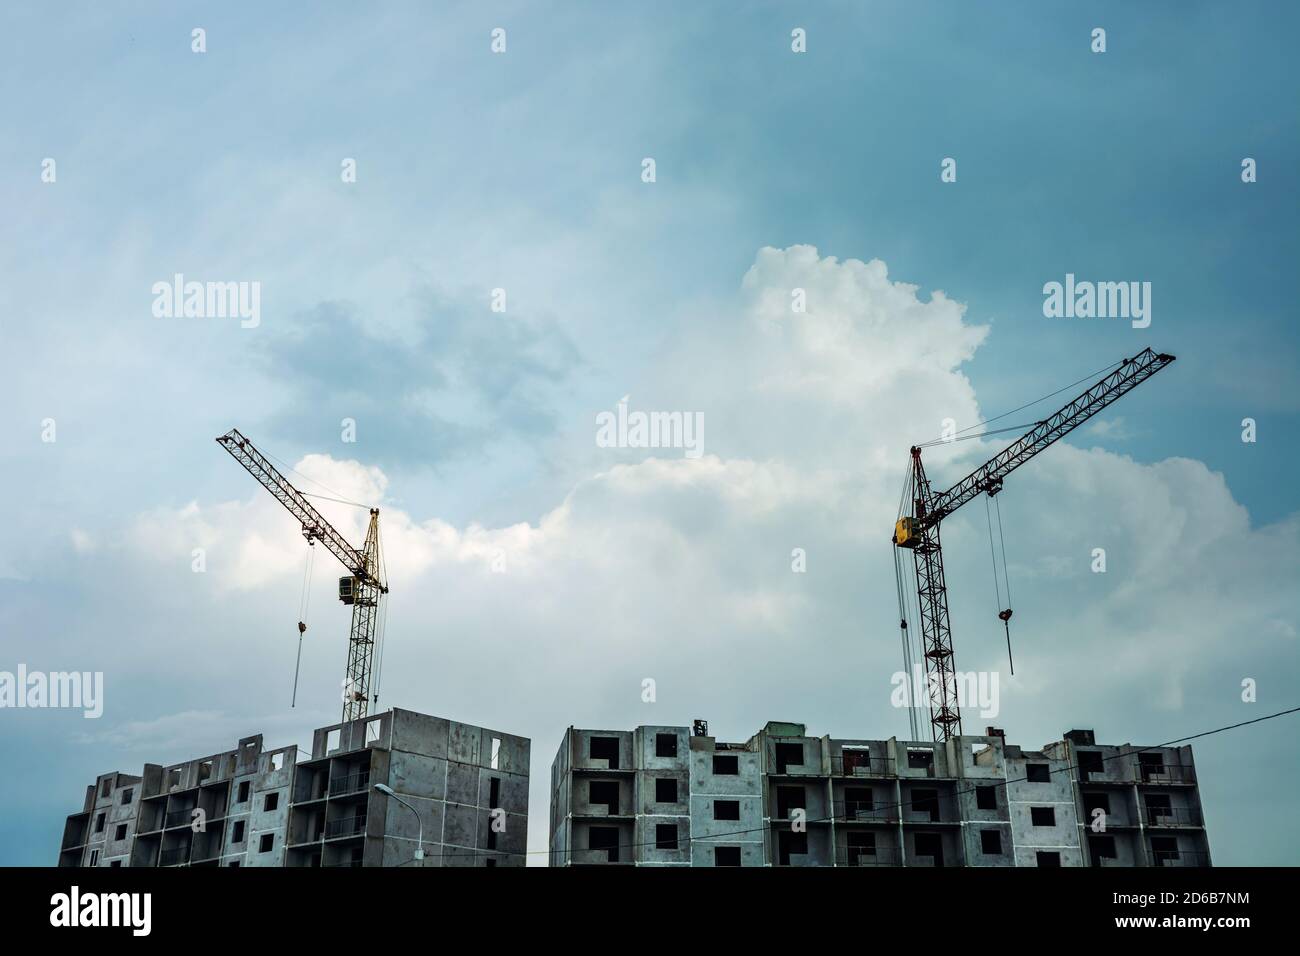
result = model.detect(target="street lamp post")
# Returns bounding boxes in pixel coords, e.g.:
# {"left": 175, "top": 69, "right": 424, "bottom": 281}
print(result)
{"left": 374, "top": 783, "right": 424, "bottom": 863}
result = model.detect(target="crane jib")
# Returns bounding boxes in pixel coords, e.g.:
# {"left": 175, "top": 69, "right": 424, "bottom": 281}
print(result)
{"left": 900, "top": 348, "right": 1174, "bottom": 537}
{"left": 216, "top": 428, "right": 388, "bottom": 721}
{"left": 890, "top": 347, "right": 1175, "bottom": 742}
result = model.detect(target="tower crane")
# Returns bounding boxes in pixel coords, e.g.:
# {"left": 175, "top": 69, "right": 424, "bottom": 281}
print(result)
{"left": 892, "top": 347, "right": 1176, "bottom": 741}
{"left": 216, "top": 428, "right": 388, "bottom": 721}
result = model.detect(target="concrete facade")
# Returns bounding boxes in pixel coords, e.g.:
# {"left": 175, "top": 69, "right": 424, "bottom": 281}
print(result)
{"left": 549, "top": 721, "right": 1212, "bottom": 867}
{"left": 58, "top": 708, "right": 529, "bottom": 867}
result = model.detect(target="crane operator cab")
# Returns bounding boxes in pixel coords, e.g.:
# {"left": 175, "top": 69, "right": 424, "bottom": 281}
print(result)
{"left": 894, "top": 516, "right": 922, "bottom": 549}
{"left": 338, "top": 576, "right": 358, "bottom": 605}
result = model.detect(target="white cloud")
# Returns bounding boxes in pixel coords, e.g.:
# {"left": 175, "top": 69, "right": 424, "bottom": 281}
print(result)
{"left": 1086, "top": 416, "right": 1136, "bottom": 440}
{"left": 109, "top": 247, "right": 1298, "bottom": 864}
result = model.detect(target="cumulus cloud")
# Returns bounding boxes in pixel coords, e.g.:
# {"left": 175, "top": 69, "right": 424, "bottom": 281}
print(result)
{"left": 112, "top": 246, "right": 1298, "bottom": 863}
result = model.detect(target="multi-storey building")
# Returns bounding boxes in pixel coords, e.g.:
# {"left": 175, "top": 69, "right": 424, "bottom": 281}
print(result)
{"left": 57, "top": 708, "right": 529, "bottom": 867}
{"left": 1046, "top": 729, "right": 1210, "bottom": 867}
{"left": 548, "top": 720, "right": 1211, "bottom": 867}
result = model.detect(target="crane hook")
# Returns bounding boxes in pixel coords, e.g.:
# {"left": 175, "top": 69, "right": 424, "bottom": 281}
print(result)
{"left": 998, "top": 608, "right": 1014, "bottom": 675}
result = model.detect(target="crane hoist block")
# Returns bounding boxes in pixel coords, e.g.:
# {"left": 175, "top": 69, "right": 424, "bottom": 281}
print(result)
{"left": 894, "top": 517, "right": 922, "bottom": 549}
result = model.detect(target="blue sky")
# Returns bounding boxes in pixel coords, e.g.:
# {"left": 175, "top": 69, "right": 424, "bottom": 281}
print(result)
{"left": 1, "top": 1, "right": 1297, "bottom": 866}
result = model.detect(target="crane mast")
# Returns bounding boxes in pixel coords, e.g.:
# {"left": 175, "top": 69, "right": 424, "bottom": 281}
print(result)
{"left": 216, "top": 428, "right": 388, "bottom": 721}
{"left": 892, "top": 348, "right": 1176, "bottom": 741}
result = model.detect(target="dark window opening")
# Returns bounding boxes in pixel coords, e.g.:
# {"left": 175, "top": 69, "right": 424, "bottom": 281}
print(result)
{"left": 114, "top": 823, "right": 127, "bottom": 841}
{"left": 1144, "top": 793, "right": 1172, "bottom": 819}
{"left": 590, "top": 736, "right": 620, "bottom": 769}
{"left": 1030, "top": 806, "right": 1056, "bottom": 827}
{"left": 714, "top": 800, "right": 740, "bottom": 821}
{"left": 120, "top": 788, "right": 134, "bottom": 805}
{"left": 845, "top": 786, "right": 873, "bottom": 819}
{"left": 1083, "top": 792, "right": 1109, "bottom": 817}
{"left": 485, "top": 858, "right": 496, "bottom": 867}
{"left": 980, "top": 829, "right": 1002, "bottom": 854}
{"left": 489, "top": 777, "right": 501, "bottom": 810}
{"left": 655, "top": 778, "right": 678, "bottom": 803}
{"left": 1089, "top": 835, "right": 1117, "bottom": 864}
{"left": 1026, "top": 763, "right": 1051, "bottom": 783}
{"left": 232, "top": 820, "right": 245, "bottom": 843}
{"left": 712, "top": 754, "right": 739, "bottom": 775}
{"left": 714, "top": 846, "right": 741, "bottom": 867}
{"left": 842, "top": 747, "right": 872, "bottom": 773}
{"left": 237, "top": 781, "right": 250, "bottom": 803}
{"left": 907, "top": 748, "right": 935, "bottom": 772}
{"left": 588, "top": 781, "right": 620, "bottom": 814}
{"left": 263, "top": 792, "right": 279, "bottom": 812}
{"left": 258, "top": 834, "right": 273, "bottom": 853}
{"left": 976, "top": 785, "right": 998, "bottom": 811}
{"left": 100, "top": 780, "right": 111, "bottom": 798}
{"left": 656, "top": 823, "right": 678, "bottom": 851}
{"left": 913, "top": 788, "right": 940, "bottom": 821}
{"left": 589, "top": 826, "right": 620, "bottom": 863}
{"left": 775, "top": 742, "right": 804, "bottom": 773}
{"left": 1036, "top": 851, "right": 1061, "bottom": 867}
{"left": 914, "top": 832, "right": 944, "bottom": 867}
{"left": 1151, "top": 836, "right": 1179, "bottom": 865}
{"left": 1078, "top": 750, "right": 1105, "bottom": 776}
{"left": 228, "top": 861, "right": 240, "bottom": 867}
{"left": 1138, "top": 752, "right": 1165, "bottom": 780}
{"left": 846, "top": 831, "right": 876, "bottom": 864}
{"left": 778, "top": 829, "right": 808, "bottom": 865}
{"left": 776, "top": 786, "right": 805, "bottom": 819}
{"left": 655, "top": 733, "right": 677, "bottom": 758}
{"left": 94, "top": 813, "right": 105, "bottom": 833}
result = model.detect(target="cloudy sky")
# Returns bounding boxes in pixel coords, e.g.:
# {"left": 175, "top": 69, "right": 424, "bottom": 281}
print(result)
{"left": 2, "top": 1, "right": 1297, "bottom": 866}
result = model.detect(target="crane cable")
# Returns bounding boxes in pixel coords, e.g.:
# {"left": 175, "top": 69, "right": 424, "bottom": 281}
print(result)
{"left": 984, "top": 492, "right": 1015, "bottom": 674}
{"left": 995, "top": 494, "right": 1012, "bottom": 610}
{"left": 372, "top": 592, "right": 389, "bottom": 708}
{"left": 915, "top": 358, "right": 1126, "bottom": 449}
{"left": 891, "top": 542, "right": 921, "bottom": 741}
{"left": 369, "top": 519, "right": 390, "bottom": 709}
{"left": 892, "top": 462, "right": 927, "bottom": 740}
{"left": 291, "top": 542, "right": 316, "bottom": 708}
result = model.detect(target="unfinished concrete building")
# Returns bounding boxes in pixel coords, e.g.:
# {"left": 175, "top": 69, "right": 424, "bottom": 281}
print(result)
{"left": 548, "top": 721, "right": 1211, "bottom": 867}
{"left": 58, "top": 708, "right": 529, "bottom": 867}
